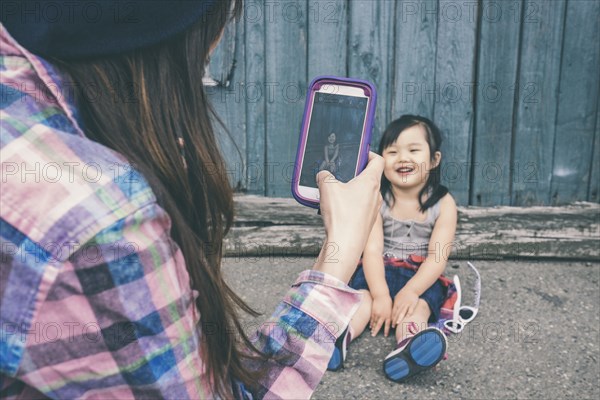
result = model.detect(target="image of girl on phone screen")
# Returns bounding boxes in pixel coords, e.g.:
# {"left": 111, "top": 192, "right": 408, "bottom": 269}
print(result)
{"left": 319, "top": 132, "right": 340, "bottom": 174}
{"left": 327, "top": 115, "right": 458, "bottom": 383}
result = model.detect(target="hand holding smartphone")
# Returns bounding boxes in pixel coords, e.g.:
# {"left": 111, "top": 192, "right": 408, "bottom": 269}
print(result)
{"left": 312, "top": 151, "right": 385, "bottom": 283}
{"left": 291, "top": 76, "right": 378, "bottom": 209}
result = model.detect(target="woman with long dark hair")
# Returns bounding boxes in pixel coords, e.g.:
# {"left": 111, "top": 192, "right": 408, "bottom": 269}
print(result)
{"left": 0, "top": 1, "right": 383, "bottom": 398}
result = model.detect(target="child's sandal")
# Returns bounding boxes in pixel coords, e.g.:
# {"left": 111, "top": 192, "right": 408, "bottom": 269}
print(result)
{"left": 327, "top": 327, "right": 351, "bottom": 372}
{"left": 383, "top": 327, "right": 447, "bottom": 382}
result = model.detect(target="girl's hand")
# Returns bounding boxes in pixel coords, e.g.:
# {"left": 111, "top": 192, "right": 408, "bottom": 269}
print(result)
{"left": 370, "top": 294, "right": 392, "bottom": 337}
{"left": 391, "top": 288, "right": 420, "bottom": 327}
{"left": 313, "top": 152, "right": 384, "bottom": 283}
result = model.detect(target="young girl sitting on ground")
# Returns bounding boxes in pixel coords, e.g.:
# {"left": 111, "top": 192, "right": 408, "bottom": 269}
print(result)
{"left": 320, "top": 132, "right": 340, "bottom": 174}
{"left": 328, "top": 115, "right": 458, "bottom": 382}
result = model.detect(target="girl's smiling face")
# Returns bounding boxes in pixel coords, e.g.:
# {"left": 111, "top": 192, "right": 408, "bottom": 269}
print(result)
{"left": 382, "top": 124, "right": 441, "bottom": 190}
{"left": 328, "top": 133, "right": 336, "bottom": 143}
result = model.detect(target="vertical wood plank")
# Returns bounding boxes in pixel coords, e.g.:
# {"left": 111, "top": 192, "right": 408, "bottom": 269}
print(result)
{"left": 391, "top": 0, "right": 438, "bottom": 118}
{"left": 587, "top": 86, "right": 600, "bottom": 203}
{"left": 244, "top": 0, "right": 266, "bottom": 194}
{"left": 307, "top": 0, "right": 347, "bottom": 78}
{"left": 205, "top": 21, "right": 247, "bottom": 190}
{"left": 511, "top": 0, "right": 566, "bottom": 206}
{"left": 347, "top": 0, "right": 395, "bottom": 148}
{"left": 265, "top": 0, "right": 308, "bottom": 196}
{"left": 550, "top": 0, "right": 600, "bottom": 204}
{"left": 433, "top": 0, "right": 478, "bottom": 206}
{"left": 471, "top": 0, "right": 523, "bottom": 206}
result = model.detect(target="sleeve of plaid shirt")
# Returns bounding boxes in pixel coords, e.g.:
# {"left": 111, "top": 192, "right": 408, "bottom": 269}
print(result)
{"left": 1, "top": 201, "right": 363, "bottom": 399}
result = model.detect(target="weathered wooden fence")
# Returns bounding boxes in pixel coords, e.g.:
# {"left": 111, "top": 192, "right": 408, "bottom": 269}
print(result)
{"left": 206, "top": 0, "right": 599, "bottom": 207}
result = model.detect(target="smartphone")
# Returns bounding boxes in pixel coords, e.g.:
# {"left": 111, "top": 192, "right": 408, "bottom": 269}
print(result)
{"left": 291, "top": 76, "right": 377, "bottom": 209}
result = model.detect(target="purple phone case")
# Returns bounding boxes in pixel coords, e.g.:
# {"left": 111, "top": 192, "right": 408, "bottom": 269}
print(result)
{"left": 291, "top": 75, "right": 378, "bottom": 209}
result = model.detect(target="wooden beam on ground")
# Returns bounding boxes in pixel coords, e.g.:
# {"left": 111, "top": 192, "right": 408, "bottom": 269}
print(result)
{"left": 225, "top": 195, "right": 600, "bottom": 261}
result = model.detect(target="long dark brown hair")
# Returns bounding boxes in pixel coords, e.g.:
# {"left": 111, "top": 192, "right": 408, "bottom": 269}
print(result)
{"left": 54, "top": 0, "right": 263, "bottom": 397}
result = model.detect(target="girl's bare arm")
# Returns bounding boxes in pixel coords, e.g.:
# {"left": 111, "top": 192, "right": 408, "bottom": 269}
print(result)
{"left": 404, "top": 193, "right": 458, "bottom": 295}
{"left": 331, "top": 144, "right": 339, "bottom": 163}
{"left": 362, "top": 213, "right": 388, "bottom": 296}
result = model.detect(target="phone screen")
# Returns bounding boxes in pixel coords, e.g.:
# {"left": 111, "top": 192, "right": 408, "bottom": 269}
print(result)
{"left": 299, "top": 91, "right": 369, "bottom": 188}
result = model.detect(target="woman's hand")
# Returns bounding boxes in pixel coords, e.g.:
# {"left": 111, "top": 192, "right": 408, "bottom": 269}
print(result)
{"left": 313, "top": 152, "right": 384, "bottom": 283}
{"left": 370, "top": 294, "right": 392, "bottom": 337}
{"left": 391, "top": 287, "right": 420, "bottom": 327}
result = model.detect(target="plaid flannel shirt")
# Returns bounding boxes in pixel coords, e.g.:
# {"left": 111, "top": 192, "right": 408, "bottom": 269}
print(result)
{"left": 0, "top": 25, "right": 362, "bottom": 399}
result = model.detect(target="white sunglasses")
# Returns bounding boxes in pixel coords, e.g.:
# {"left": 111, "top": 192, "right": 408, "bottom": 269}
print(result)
{"left": 444, "top": 262, "right": 481, "bottom": 334}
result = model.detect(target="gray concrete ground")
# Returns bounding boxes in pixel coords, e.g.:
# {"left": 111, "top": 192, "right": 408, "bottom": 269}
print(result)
{"left": 223, "top": 257, "right": 599, "bottom": 399}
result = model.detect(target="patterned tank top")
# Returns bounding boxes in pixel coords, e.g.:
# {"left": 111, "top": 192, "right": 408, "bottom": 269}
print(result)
{"left": 381, "top": 194, "right": 442, "bottom": 260}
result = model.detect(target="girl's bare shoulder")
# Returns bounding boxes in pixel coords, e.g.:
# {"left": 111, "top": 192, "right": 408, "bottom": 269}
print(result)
{"left": 439, "top": 193, "right": 457, "bottom": 215}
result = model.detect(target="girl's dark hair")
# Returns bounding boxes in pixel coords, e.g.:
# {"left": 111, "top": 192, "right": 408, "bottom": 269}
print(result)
{"left": 378, "top": 115, "right": 449, "bottom": 212}
{"left": 53, "top": 1, "right": 264, "bottom": 397}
